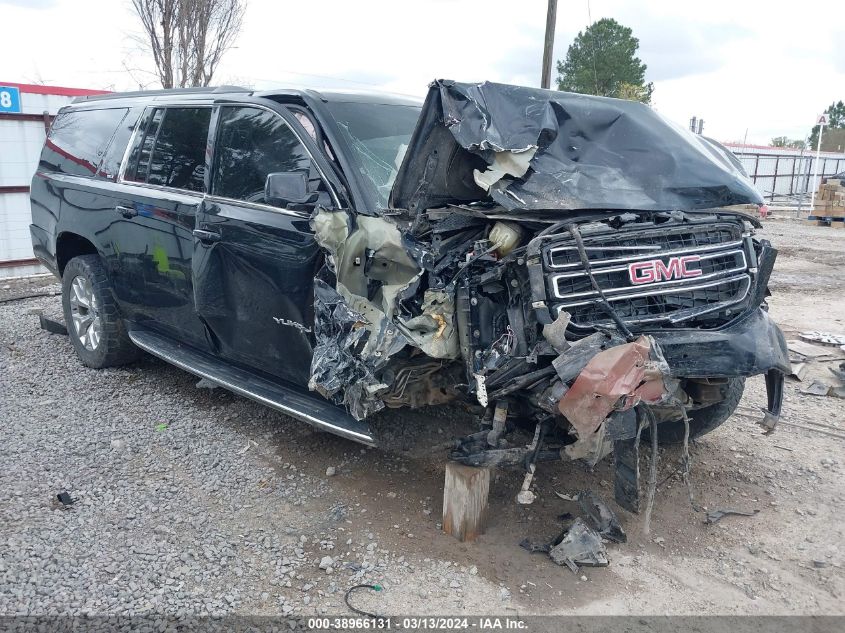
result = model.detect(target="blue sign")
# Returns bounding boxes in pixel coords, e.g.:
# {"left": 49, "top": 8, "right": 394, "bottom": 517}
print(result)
{"left": 0, "top": 86, "right": 22, "bottom": 113}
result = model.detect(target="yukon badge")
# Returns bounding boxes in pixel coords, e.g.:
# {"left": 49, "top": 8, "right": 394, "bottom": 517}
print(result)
{"left": 272, "top": 317, "right": 312, "bottom": 333}
{"left": 628, "top": 255, "right": 702, "bottom": 285}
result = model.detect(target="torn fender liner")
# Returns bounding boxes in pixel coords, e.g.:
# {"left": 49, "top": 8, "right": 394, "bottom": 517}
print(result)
{"left": 391, "top": 80, "right": 762, "bottom": 214}
{"left": 558, "top": 336, "right": 669, "bottom": 437}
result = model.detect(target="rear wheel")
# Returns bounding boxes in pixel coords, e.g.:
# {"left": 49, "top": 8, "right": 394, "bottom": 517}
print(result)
{"left": 646, "top": 377, "right": 745, "bottom": 444}
{"left": 62, "top": 254, "right": 139, "bottom": 368}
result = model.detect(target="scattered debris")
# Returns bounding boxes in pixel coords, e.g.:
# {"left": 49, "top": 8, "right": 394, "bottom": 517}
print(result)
{"left": 787, "top": 339, "right": 840, "bottom": 359}
{"left": 704, "top": 508, "right": 760, "bottom": 525}
{"left": 785, "top": 340, "right": 844, "bottom": 398}
{"left": 800, "top": 331, "right": 845, "bottom": 347}
{"left": 237, "top": 440, "right": 256, "bottom": 455}
{"left": 518, "top": 537, "right": 552, "bottom": 554}
{"left": 801, "top": 380, "right": 833, "bottom": 396}
{"left": 325, "top": 466, "right": 337, "bottom": 477}
{"left": 344, "top": 583, "right": 384, "bottom": 619}
{"left": 548, "top": 518, "right": 609, "bottom": 572}
{"left": 577, "top": 491, "right": 627, "bottom": 543}
{"left": 195, "top": 378, "right": 219, "bottom": 389}
{"left": 55, "top": 491, "right": 78, "bottom": 507}
{"left": 38, "top": 314, "right": 67, "bottom": 335}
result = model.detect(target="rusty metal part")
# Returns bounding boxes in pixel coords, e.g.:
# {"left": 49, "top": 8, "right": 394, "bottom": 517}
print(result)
{"left": 558, "top": 336, "right": 666, "bottom": 438}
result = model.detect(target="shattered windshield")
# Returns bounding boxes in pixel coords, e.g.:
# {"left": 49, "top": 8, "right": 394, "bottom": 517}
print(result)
{"left": 325, "top": 102, "right": 421, "bottom": 209}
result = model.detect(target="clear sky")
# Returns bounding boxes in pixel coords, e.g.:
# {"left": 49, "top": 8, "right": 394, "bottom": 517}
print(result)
{"left": 1, "top": 0, "right": 842, "bottom": 145}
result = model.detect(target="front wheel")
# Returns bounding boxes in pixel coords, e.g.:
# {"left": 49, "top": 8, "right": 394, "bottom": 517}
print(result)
{"left": 61, "top": 254, "right": 139, "bottom": 368}
{"left": 646, "top": 377, "right": 746, "bottom": 444}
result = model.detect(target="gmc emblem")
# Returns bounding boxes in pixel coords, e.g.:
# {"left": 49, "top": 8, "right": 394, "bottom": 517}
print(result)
{"left": 628, "top": 255, "right": 702, "bottom": 285}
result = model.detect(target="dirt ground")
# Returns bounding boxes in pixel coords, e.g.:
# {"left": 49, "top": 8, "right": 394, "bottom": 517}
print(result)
{"left": 1, "top": 216, "right": 843, "bottom": 617}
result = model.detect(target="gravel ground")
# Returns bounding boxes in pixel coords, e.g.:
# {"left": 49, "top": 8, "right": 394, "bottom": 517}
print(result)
{"left": 0, "top": 217, "right": 843, "bottom": 619}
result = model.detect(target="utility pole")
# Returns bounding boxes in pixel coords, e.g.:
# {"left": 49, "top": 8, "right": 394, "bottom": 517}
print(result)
{"left": 810, "top": 114, "right": 827, "bottom": 210}
{"left": 541, "top": 0, "right": 558, "bottom": 89}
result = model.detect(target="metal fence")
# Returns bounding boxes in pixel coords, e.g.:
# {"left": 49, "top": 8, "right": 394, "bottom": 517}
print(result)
{"left": 727, "top": 145, "right": 845, "bottom": 205}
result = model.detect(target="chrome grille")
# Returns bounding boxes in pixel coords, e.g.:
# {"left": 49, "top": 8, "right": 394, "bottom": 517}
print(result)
{"left": 540, "top": 221, "right": 752, "bottom": 329}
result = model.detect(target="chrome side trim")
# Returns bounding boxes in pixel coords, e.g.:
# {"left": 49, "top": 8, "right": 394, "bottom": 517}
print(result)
{"left": 547, "top": 239, "right": 745, "bottom": 270}
{"left": 128, "top": 331, "right": 375, "bottom": 445}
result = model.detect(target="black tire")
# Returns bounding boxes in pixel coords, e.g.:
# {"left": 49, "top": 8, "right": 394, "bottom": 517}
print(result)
{"left": 646, "top": 377, "right": 745, "bottom": 444}
{"left": 62, "top": 254, "right": 139, "bottom": 368}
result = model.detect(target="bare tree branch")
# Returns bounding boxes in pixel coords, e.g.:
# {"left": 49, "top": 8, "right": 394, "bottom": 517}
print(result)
{"left": 130, "top": 0, "right": 245, "bottom": 89}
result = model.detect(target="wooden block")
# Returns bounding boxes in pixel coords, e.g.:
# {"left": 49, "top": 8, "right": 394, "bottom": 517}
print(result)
{"left": 828, "top": 178, "right": 841, "bottom": 187}
{"left": 442, "top": 463, "right": 490, "bottom": 542}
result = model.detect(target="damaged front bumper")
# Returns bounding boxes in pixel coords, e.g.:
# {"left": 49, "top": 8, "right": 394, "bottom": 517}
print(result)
{"left": 303, "top": 79, "right": 790, "bottom": 486}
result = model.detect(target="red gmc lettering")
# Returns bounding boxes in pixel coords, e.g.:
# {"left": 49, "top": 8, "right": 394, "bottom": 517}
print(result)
{"left": 628, "top": 255, "right": 702, "bottom": 285}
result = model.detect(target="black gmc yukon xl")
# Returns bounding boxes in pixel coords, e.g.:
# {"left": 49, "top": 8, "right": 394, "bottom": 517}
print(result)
{"left": 31, "top": 80, "right": 790, "bottom": 509}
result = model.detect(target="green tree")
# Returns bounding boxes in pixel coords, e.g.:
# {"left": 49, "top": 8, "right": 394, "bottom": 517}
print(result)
{"left": 556, "top": 18, "right": 653, "bottom": 103}
{"left": 770, "top": 136, "right": 807, "bottom": 149}
{"left": 808, "top": 100, "right": 845, "bottom": 148}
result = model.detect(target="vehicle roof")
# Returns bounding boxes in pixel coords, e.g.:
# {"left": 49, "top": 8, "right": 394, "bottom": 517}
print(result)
{"left": 70, "top": 85, "right": 423, "bottom": 108}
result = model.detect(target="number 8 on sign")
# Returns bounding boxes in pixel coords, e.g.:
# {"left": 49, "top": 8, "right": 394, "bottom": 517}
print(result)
{"left": 0, "top": 86, "right": 21, "bottom": 113}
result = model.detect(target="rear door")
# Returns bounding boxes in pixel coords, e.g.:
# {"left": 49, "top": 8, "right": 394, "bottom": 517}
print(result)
{"left": 110, "top": 105, "right": 213, "bottom": 349}
{"left": 192, "top": 103, "right": 338, "bottom": 385}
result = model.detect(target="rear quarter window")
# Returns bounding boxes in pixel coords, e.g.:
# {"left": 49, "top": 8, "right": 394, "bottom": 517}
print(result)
{"left": 39, "top": 108, "right": 129, "bottom": 178}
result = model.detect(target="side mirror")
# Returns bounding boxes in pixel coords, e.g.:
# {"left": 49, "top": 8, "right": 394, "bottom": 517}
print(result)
{"left": 265, "top": 171, "right": 319, "bottom": 208}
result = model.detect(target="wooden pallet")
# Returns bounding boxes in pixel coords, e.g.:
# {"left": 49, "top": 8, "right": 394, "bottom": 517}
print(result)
{"left": 804, "top": 216, "right": 845, "bottom": 228}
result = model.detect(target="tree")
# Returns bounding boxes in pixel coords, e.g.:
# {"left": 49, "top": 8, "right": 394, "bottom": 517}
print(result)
{"left": 130, "top": 0, "right": 246, "bottom": 89}
{"left": 771, "top": 136, "right": 806, "bottom": 149}
{"left": 808, "top": 100, "right": 845, "bottom": 149}
{"left": 556, "top": 18, "right": 653, "bottom": 103}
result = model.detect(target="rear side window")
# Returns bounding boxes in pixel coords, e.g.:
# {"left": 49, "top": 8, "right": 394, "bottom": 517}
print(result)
{"left": 40, "top": 108, "right": 128, "bottom": 177}
{"left": 212, "top": 106, "right": 312, "bottom": 203}
{"left": 125, "top": 107, "right": 211, "bottom": 192}
{"left": 97, "top": 108, "right": 142, "bottom": 180}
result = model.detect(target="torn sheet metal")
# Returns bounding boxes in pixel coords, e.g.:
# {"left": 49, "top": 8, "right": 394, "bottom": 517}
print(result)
{"left": 391, "top": 80, "right": 763, "bottom": 214}
{"left": 309, "top": 280, "right": 405, "bottom": 419}
{"left": 309, "top": 207, "right": 461, "bottom": 419}
{"left": 311, "top": 207, "right": 458, "bottom": 360}
{"left": 558, "top": 336, "right": 669, "bottom": 438}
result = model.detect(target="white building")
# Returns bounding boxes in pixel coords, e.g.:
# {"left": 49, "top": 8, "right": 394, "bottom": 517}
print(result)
{"left": 0, "top": 82, "right": 107, "bottom": 278}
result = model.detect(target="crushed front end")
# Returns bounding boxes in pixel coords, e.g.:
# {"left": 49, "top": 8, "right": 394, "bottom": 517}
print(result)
{"left": 307, "top": 80, "right": 790, "bottom": 510}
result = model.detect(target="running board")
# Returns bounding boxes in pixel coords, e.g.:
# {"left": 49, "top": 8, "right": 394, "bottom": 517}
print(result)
{"left": 128, "top": 329, "right": 375, "bottom": 446}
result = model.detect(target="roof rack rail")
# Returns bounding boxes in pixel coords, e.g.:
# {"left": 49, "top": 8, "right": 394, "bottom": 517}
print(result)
{"left": 72, "top": 85, "right": 252, "bottom": 103}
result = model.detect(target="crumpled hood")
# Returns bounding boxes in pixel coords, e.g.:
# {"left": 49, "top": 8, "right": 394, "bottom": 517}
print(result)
{"left": 389, "top": 79, "right": 762, "bottom": 215}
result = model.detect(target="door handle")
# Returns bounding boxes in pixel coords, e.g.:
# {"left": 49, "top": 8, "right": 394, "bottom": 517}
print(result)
{"left": 193, "top": 228, "right": 222, "bottom": 243}
{"left": 116, "top": 205, "right": 137, "bottom": 219}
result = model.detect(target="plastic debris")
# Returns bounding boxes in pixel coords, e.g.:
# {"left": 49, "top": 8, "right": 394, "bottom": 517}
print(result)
{"left": 799, "top": 331, "right": 845, "bottom": 347}
{"left": 548, "top": 518, "right": 609, "bottom": 572}
{"left": 56, "top": 491, "right": 78, "bottom": 507}
{"left": 577, "top": 491, "right": 627, "bottom": 543}
{"left": 703, "top": 508, "right": 759, "bottom": 525}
